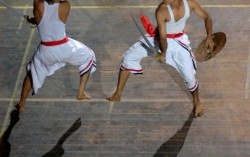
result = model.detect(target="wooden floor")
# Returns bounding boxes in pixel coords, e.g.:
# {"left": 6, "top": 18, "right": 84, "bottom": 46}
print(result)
{"left": 0, "top": 0, "right": 250, "bottom": 156}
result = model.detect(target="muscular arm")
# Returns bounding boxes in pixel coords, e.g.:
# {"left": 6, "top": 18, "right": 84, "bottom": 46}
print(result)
{"left": 155, "top": 5, "right": 168, "bottom": 54}
{"left": 24, "top": 0, "right": 43, "bottom": 25}
{"left": 58, "top": 0, "right": 70, "bottom": 24}
{"left": 33, "top": 0, "right": 44, "bottom": 24}
{"left": 189, "top": 0, "right": 214, "bottom": 48}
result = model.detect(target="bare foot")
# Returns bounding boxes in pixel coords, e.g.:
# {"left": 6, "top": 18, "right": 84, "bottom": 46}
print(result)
{"left": 15, "top": 102, "right": 24, "bottom": 113}
{"left": 106, "top": 94, "right": 121, "bottom": 102}
{"left": 77, "top": 93, "right": 91, "bottom": 100}
{"left": 193, "top": 101, "right": 204, "bottom": 117}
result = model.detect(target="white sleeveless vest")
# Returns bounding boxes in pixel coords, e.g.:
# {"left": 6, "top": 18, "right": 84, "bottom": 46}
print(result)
{"left": 166, "top": 0, "right": 190, "bottom": 34}
{"left": 37, "top": 2, "right": 66, "bottom": 41}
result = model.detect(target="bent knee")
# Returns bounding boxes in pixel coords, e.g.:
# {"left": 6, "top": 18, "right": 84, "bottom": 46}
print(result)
{"left": 185, "top": 77, "right": 198, "bottom": 92}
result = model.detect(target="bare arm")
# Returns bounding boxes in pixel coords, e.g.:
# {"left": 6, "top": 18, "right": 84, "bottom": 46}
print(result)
{"left": 189, "top": 0, "right": 214, "bottom": 49}
{"left": 25, "top": 0, "right": 44, "bottom": 25}
{"left": 155, "top": 3, "right": 170, "bottom": 63}
{"left": 58, "top": 0, "right": 70, "bottom": 24}
{"left": 155, "top": 5, "right": 168, "bottom": 54}
{"left": 33, "top": 0, "right": 44, "bottom": 24}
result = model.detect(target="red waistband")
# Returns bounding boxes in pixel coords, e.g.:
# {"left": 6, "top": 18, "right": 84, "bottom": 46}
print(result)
{"left": 140, "top": 15, "right": 184, "bottom": 38}
{"left": 166, "top": 32, "right": 184, "bottom": 38}
{"left": 41, "top": 37, "right": 69, "bottom": 46}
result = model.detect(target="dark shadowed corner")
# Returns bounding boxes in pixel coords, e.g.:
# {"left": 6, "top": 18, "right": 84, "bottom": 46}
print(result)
{"left": 0, "top": 109, "right": 20, "bottom": 157}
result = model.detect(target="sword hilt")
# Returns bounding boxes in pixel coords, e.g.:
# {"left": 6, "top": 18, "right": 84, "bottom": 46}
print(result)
{"left": 24, "top": 15, "right": 37, "bottom": 27}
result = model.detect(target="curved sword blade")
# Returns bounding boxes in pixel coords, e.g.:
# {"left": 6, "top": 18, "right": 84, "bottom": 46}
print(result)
{"left": 0, "top": 0, "right": 25, "bottom": 18}
{"left": 130, "top": 11, "right": 158, "bottom": 54}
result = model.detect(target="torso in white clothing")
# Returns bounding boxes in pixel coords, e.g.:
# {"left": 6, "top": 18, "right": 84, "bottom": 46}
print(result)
{"left": 37, "top": 2, "right": 66, "bottom": 41}
{"left": 166, "top": 0, "right": 190, "bottom": 34}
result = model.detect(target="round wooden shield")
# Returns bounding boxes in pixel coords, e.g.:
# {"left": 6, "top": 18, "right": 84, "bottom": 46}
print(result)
{"left": 195, "top": 32, "right": 226, "bottom": 62}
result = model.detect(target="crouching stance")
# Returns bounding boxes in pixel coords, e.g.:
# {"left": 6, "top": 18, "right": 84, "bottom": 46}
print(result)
{"left": 17, "top": 0, "right": 96, "bottom": 112}
{"left": 107, "top": 0, "right": 214, "bottom": 117}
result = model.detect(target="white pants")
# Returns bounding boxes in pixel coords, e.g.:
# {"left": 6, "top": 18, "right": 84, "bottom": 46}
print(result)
{"left": 27, "top": 38, "right": 96, "bottom": 94}
{"left": 121, "top": 34, "right": 198, "bottom": 92}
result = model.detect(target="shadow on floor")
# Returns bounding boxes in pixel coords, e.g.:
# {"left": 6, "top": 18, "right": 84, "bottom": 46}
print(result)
{"left": 41, "top": 117, "right": 82, "bottom": 157}
{"left": 0, "top": 109, "right": 20, "bottom": 157}
{"left": 153, "top": 111, "right": 194, "bottom": 157}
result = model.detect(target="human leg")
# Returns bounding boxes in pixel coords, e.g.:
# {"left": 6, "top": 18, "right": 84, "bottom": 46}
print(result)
{"left": 191, "top": 87, "right": 204, "bottom": 117}
{"left": 175, "top": 56, "right": 204, "bottom": 117}
{"left": 77, "top": 69, "right": 91, "bottom": 100}
{"left": 16, "top": 72, "right": 32, "bottom": 112}
{"left": 106, "top": 39, "right": 151, "bottom": 101}
{"left": 65, "top": 40, "right": 97, "bottom": 100}
{"left": 167, "top": 37, "right": 204, "bottom": 117}
{"left": 106, "top": 70, "right": 130, "bottom": 102}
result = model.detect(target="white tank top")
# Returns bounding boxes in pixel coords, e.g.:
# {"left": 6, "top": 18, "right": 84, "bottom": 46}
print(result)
{"left": 37, "top": 2, "right": 66, "bottom": 41}
{"left": 166, "top": 0, "right": 190, "bottom": 34}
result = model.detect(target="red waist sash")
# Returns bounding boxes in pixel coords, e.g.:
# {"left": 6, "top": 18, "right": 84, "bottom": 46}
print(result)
{"left": 41, "top": 37, "right": 69, "bottom": 46}
{"left": 166, "top": 32, "right": 184, "bottom": 38}
{"left": 140, "top": 15, "right": 184, "bottom": 38}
